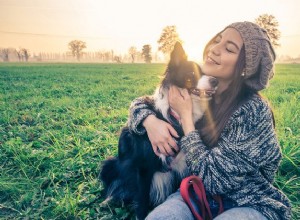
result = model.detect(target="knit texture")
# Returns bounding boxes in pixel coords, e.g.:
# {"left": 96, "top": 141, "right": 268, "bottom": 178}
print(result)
{"left": 225, "top": 21, "right": 276, "bottom": 91}
{"left": 128, "top": 95, "right": 291, "bottom": 220}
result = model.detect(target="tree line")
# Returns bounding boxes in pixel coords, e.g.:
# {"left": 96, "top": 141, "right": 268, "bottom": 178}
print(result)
{"left": 0, "top": 49, "right": 166, "bottom": 63}
{"left": 0, "top": 48, "right": 30, "bottom": 62}
{"left": 67, "top": 14, "right": 281, "bottom": 63}
{"left": 0, "top": 14, "right": 281, "bottom": 63}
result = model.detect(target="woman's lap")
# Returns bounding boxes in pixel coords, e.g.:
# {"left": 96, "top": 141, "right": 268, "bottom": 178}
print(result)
{"left": 214, "top": 207, "right": 267, "bottom": 220}
{"left": 145, "top": 191, "right": 194, "bottom": 220}
{"left": 145, "top": 191, "right": 267, "bottom": 220}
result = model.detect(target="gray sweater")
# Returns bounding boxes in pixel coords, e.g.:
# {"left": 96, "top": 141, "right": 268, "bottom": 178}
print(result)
{"left": 128, "top": 95, "right": 291, "bottom": 220}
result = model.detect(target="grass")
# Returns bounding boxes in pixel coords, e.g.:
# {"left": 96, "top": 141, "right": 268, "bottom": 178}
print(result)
{"left": 0, "top": 63, "right": 299, "bottom": 219}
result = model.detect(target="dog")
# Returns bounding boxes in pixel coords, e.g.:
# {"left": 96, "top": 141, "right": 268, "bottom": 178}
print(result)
{"left": 99, "top": 42, "right": 218, "bottom": 219}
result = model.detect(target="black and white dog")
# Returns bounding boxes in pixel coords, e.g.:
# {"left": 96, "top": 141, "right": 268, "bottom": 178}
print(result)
{"left": 99, "top": 42, "right": 218, "bottom": 219}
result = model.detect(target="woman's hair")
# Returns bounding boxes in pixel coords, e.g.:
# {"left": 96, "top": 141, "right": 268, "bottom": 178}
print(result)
{"left": 197, "top": 33, "right": 258, "bottom": 148}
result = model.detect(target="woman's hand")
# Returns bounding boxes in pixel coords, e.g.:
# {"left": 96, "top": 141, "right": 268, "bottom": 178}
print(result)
{"left": 143, "top": 115, "right": 179, "bottom": 157}
{"left": 169, "top": 86, "right": 195, "bottom": 135}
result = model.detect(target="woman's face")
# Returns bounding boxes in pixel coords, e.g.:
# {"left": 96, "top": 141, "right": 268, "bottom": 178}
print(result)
{"left": 202, "top": 28, "right": 244, "bottom": 84}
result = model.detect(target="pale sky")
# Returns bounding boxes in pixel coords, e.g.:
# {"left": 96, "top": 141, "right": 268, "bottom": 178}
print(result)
{"left": 1, "top": 0, "right": 300, "bottom": 60}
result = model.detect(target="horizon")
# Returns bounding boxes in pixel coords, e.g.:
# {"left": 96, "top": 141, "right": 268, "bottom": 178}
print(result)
{"left": 1, "top": 0, "right": 300, "bottom": 61}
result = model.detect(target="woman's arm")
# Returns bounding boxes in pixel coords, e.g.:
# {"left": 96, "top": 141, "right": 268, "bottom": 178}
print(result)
{"left": 180, "top": 97, "right": 282, "bottom": 195}
{"left": 168, "top": 87, "right": 281, "bottom": 192}
{"left": 143, "top": 115, "right": 179, "bottom": 156}
{"left": 127, "top": 96, "right": 156, "bottom": 135}
{"left": 128, "top": 96, "right": 179, "bottom": 156}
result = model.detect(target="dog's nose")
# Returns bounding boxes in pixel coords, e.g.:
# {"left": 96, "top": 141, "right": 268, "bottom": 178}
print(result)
{"left": 209, "top": 77, "right": 218, "bottom": 87}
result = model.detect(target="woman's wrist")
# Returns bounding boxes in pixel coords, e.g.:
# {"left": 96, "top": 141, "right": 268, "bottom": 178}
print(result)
{"left": 142, "top": 114, "right": 157, "bottom": 129}
{"left": 180, "top": 116, "right": 195, "bottom": 135}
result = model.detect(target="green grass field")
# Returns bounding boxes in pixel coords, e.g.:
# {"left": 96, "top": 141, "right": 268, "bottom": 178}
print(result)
{"left": 0, "top": 63, "right": 299, "bottom": 219}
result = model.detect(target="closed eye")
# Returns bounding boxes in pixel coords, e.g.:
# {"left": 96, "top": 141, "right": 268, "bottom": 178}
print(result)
{"left": 226, "top": 48, "right": 234, "bottom": 53}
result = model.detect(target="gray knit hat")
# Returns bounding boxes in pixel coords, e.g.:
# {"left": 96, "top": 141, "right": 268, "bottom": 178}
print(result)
{"left": 226, "top": 21, "right": 276, "bottom": 91}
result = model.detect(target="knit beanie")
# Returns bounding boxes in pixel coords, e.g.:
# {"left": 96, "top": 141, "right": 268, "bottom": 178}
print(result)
{"left": 226, "top": 21, "right": 276, "bottom": 91}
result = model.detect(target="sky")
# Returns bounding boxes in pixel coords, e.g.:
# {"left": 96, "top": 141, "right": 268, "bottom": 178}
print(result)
{"left": 1, "top": 0, "right": 300, "bottom": 61}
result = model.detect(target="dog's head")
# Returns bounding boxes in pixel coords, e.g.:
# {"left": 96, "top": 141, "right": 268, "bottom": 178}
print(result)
{"left": 162, "top": 42, "right": 201, "bottom": 91}
{"left": 162, "top": 42, "right": 218, "bottom": 99}
{"left": 157, "top": 42, "right": 219, "bottom": 124}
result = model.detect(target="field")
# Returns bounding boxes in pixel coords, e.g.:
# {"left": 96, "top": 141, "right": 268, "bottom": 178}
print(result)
{"left": 0, "top": 63, "right": 299, "bottom": 219}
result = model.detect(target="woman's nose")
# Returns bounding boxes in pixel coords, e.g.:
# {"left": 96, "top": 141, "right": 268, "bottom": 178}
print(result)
{"left": 210, "top": 44, "right": 221, "bottom": 56}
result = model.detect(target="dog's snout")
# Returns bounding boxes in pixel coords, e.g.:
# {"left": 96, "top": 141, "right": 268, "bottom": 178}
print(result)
{"left": 209, "top": 77, "right": 218, "bottom": 87}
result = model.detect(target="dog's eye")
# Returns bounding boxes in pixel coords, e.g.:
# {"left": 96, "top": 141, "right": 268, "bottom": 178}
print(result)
{"left": 185, "top": 79, "right": 192, "bottom": 88}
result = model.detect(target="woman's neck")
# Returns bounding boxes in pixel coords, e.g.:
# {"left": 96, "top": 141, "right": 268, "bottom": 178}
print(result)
{"left": 214, "top": 95, "right": 221, "bottom": 104}
{"left": 215, "top": 79, "right": 232, "bottom": 103}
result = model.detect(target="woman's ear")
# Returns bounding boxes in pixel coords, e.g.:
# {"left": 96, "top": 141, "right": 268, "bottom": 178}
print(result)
{"left": 241, "top": 69, "right": 246, "bottom": 77}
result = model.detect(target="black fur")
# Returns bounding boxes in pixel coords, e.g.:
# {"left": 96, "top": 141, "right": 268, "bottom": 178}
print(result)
{"left": 99, "top": 42, "right": 202, "bottom": 219}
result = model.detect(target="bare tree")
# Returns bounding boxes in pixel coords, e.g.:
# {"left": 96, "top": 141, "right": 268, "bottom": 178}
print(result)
{"left": 0, "top": 48, "right": 10, "bottom": 62}
{"left": 16, "top": 49, "right": 23, "bottom": 62}
{"left": 157, "top": 25, "right": 182, "bottom": 56}
{"left": 255, "top": 14, "right": 281, "bottom": 48}
{"left": 114, "top": 56, "right": 122, "bottom": 63}
{"left": 142, "top": 44, "right": 152, "bottom": 63}
{"left": 111, "top": 50, "right": 114, "bottom": 62}
{"left": 68, "top": 40, "right": 86, "bottom": 61}
{"left": 128, "top": 46, "right": 138, "bottom": 63}
{"left": 21, "top": 48, "right": 30, "bottom": 62}
{"left": 95, "top": 50, "right": 113, "bottom": 62}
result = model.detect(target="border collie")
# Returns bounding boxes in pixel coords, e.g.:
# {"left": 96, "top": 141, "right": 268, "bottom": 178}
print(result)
{"left": 99, "top": 42, "right": 218, "bottom": 219}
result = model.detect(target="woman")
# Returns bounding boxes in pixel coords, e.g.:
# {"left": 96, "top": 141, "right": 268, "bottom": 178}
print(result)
{"left": 128, "top": 22, "right": 291, "bottom": 219}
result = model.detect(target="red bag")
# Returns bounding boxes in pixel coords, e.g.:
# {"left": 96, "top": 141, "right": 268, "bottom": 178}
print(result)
{"left": 180, "top": 175, "right": 224, "bottom": 220}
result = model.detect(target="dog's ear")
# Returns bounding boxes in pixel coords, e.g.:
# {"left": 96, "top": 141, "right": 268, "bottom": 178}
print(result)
{"left": 169, "top": 42, "right": 187, "bottom": 68}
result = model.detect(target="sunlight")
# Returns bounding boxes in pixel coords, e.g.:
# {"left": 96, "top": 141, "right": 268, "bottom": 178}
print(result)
{"left": 184, "top": 43, "right": 205, "bottom": 63}
{"left": 1, "top": 0, "right": 299, "bottom": 58}
{"left": 177, "top": 24, "right": 218, "bottom": 63}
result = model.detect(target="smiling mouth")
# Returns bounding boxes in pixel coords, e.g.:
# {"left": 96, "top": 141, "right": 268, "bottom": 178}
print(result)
{"left": 207, "top": 56, "right": 219, "bottom": 65}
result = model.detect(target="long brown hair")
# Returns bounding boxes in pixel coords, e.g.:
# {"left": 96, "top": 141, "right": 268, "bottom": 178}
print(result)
{"left": 197, "top": 33, "right": 257, "bottom": 148}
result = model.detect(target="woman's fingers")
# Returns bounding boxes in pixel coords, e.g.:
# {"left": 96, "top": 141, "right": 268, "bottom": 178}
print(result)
{"left": 180, "top": 88, "right": 190, "bottom": 99}
{"left": 152, "top": 140, "right": 175, "bottom": 157}
{"left": 167, "top": 124, "right": 179, "bottom": 152}
{"left": 167, "top": 123, "right": 179, "bottom": 138}
{"left": 154, "top": 144, "right": 167, "bottom": 156}
{"left": 169, "top": 86, "right": 182, "bottom": 101}
{"left": 151, "top": 137, "right": 178, "bottom": 157}
{"left": 143, "top": 100, "right": 185, "bottom": 157}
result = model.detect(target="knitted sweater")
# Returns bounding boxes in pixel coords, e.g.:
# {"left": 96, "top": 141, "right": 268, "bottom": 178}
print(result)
{"left": 128, "top": 95, "right": 291, "bottom": 220}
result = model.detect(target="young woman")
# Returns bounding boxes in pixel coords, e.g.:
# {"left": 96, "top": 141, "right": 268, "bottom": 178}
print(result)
{"left": 127, "top": 22, "right": 291, "bottom": 220}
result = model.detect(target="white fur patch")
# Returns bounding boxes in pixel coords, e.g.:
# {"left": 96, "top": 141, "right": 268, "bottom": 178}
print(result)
{"left": 153, "top": 87, "right": 171, "bottom": 123}
{"left": 148, "top": 75, "right": 215, "bottom": 205}
{"left": 150, "top": 171, "right": 175, "bottom": 206}
{"left": 149, "top": 152, "right": 188, "bottom": 206}
{"left": 153, "top": 75, "right": 214, "bottom": 125}
{"left": 170, "top": 152, "right": 188, "bottom": 177}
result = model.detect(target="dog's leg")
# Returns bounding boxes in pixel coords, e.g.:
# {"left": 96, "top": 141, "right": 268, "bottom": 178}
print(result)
{"left": 134, "top": 168, "right": 154, "bottom": 220}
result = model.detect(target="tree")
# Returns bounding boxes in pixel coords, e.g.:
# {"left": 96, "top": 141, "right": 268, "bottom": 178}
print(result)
{"left": 142, "top": 44, "right": 152, "bottom": 63}
{"left": 157, "top": 25, "right": 181, "bottom": 56}
{"left": 16, "top": 49, "right": 22, "bottom": 62}
{"left": 128, "top": 46, "right": 138, "bottom": 63}
{"left": 0, "top": 48, "right": 10, "bottom": 62}
{"left": 255, "top": 14, "right": 281, "bottom": 48}
{"left": 114, "top": 56, "right": 122, "bottom": 63}
{"left": 68, "top": 40, "right": 86, "bottom": 61}
{"left": 21, "top": 48, "right": 30, "bottom": 62}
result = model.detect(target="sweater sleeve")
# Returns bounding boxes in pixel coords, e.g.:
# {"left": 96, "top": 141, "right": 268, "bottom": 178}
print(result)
{"left": 127, "top": 96, "right": 156, "bottom": 135}
{"left": 180, "top": 97, "right": 282, "bottom": 195}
